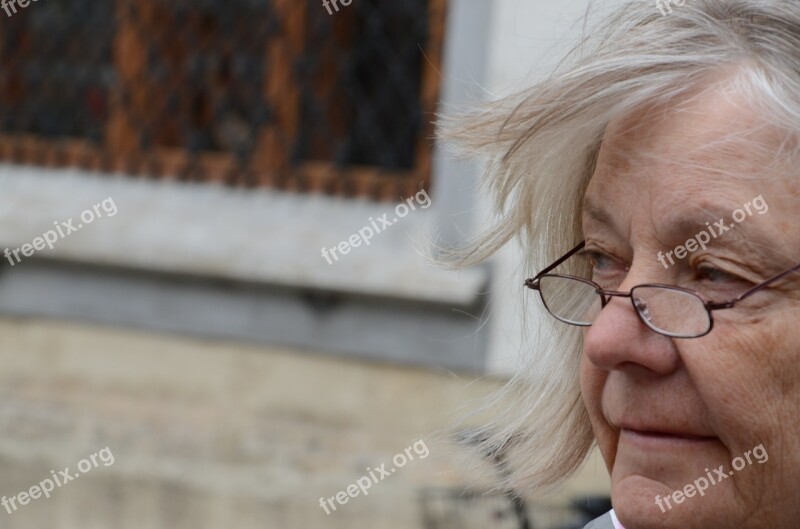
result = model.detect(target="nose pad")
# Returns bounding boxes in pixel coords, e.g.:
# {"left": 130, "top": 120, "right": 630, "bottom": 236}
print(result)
{"left": 634, "top": 297, "right": 652, "bottom": 322}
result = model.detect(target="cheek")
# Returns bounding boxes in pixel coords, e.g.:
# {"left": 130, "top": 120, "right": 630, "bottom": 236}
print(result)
{"left": 580, "top": 330, "right": 604, "bottom": 408}
{"left": 689, "top": 312, "right": 800, "bottom": 456}
{"left": 691, "top": 323, "right": 800, "bottom": 519}
{"left": 579, "top": 352, "right": 603, "bottom": 416}
{"left": 580, "top": 351, "right": 616, "bottom": 462}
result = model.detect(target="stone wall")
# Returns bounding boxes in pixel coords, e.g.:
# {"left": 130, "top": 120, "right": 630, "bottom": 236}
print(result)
{"left": 0, "top": 317, "right": 609, "bottom": 528}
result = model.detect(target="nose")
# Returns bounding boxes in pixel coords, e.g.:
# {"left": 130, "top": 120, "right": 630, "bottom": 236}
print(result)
{"left": 583, "top": 271, "right": 680, "bottom": 375}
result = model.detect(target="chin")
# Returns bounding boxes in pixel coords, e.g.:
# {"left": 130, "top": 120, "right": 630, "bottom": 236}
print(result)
{"left": 612, "top": 475, "right": 668, "bottom": 525}
{"left": 611, "top": 475, "right": 728, "bottom": 529}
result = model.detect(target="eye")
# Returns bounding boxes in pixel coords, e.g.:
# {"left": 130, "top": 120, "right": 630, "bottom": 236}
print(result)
{"left": 579, "top": 248, "right": 628, "bottom": 288}
{"left": 695, "top": 265, "right": 750, "bottom": 287}
{"left": 697, "top": 265, "right": 730, "bottom": 282}
{"left": 583, "top": 250, "right": 614, "bottom": 270}
{"left": 580, "top": 248, "right": 624, "bottom": 270}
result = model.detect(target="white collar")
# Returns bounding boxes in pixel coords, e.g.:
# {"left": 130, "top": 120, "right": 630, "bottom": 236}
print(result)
{"left": 610, "top": 509, "right": 624, "bottom": 529}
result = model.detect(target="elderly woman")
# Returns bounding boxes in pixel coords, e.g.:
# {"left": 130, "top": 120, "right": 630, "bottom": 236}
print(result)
{"left": 448, "top": 1, "right": 800, "bottom": 528}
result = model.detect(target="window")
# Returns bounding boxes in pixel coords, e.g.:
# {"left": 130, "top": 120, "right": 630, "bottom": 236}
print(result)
{"left": 0, "top": 0, "right": 447, "bottom": 200}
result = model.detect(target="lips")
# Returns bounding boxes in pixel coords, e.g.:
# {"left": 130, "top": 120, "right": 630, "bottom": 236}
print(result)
{"left": 620, "top": 427, "right": 717, "bottom": 441}
{"left": 613, "top": 418, "right": 719, "bottom": 447}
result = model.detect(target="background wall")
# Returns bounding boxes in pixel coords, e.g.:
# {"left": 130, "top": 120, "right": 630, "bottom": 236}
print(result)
{"left": 0, "top": 0, "right": 634, "bottom": 527}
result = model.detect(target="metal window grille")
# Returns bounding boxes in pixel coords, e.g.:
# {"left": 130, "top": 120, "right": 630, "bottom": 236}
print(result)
{"left": 0, "top": 0, "right": 446, "bottom": 200}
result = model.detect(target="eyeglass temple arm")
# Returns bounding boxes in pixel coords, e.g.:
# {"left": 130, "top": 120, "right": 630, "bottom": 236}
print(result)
{"left": 525, "top": 241, "right": 586, "bottom": 287}
{"left": 708, "top": 260, "right": 800, "bottom": 310}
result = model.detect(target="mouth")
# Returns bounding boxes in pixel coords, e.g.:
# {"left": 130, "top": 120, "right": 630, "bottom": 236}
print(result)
{"left": 619, "top": 426, "right": 718, "bottom": 448}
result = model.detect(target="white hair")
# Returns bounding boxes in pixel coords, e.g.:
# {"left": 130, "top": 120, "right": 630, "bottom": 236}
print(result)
{"left": 441, "top": 0, "right": 800, "bottom": 495}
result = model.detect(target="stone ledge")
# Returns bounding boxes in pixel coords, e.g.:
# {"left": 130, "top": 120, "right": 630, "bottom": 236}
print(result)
{"left": 0, "top": 165, "right": 486, "bottom": 307}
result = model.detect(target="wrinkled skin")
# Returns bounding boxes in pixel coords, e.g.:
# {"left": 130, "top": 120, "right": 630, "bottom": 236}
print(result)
{"left": 580, "top": 87, "right": 800, "bottom": 529}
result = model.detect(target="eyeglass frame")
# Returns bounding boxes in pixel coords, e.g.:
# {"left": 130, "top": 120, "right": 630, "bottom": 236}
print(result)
{"left": 523, "top": 241, "right": 800, "bottom": 338}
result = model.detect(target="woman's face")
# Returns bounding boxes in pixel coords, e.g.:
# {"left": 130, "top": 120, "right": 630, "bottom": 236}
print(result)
{"left": 580, "top": 91, "right": 800, "bottom": 529}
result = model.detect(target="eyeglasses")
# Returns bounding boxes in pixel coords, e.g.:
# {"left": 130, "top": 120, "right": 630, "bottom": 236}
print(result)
{"left": 523, "top": 241, "right": 800, "bottom": 338}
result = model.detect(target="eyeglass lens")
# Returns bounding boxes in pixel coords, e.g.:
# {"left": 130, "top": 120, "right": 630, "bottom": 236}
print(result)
{"left": 538, "top": 276, "right": 711, "bottom": 337}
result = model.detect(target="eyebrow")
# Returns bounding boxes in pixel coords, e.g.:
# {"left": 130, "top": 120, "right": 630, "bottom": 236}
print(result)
{"left": 582, "top": 196, "right": 619, "bottom": 233}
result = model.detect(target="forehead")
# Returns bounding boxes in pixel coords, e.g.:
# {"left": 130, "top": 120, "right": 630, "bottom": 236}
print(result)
{"left": 585, "top": 89, "right": 796, "bottom": 214}
{"left": 582, "top": 89, "right": 800, "bottom": 261}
